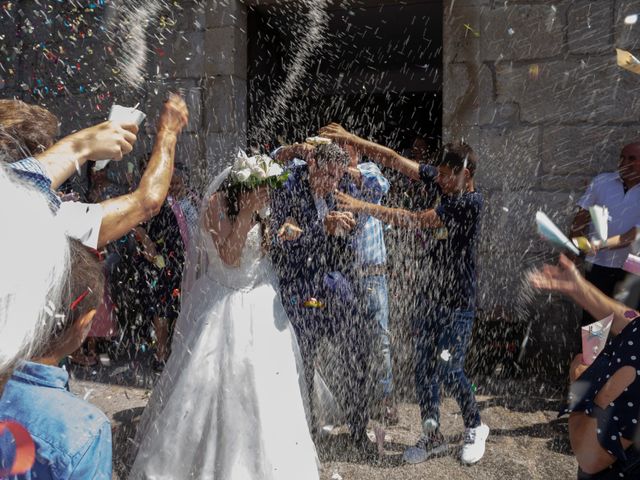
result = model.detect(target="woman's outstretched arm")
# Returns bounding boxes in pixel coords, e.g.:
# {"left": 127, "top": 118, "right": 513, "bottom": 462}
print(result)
{"left": 529, "top": 254, "right": 637, "bottom": 335}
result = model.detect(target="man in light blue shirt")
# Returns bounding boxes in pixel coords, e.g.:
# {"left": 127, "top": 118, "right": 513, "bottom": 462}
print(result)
{"left": 342, "top": 144, "right": 397, "bottom": 423}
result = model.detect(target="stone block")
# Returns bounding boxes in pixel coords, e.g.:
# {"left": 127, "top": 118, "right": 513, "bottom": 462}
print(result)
{"left": 615, "top": 0, "right": 640, "bottom": 50}
{"left": 206, "top": 0, "right": 248, "bottom": 29}
{"left": 496, "top": 57, "right": 640, "bottom": 123}
{"left": 203, "top": 75, "right": 247, "bottom": 134}
{"left": 476, "top": 190, "right": 577, "bottom": 323}
{"left": 175, "top": 132, "right": 203, "bottom": 170}
{"left": 204, "top": 26, "right": 247, "bottom": 78}
{"left": 36, "top": 95, "right": 104, "bottom": 135}
{"left": 444, "top": 62, "right": 494, "bottom": 128}
{"left": 476, "top": 127, "right": 540, "bottom": 191}
{"left": 205, "top": 131, "right": 246, "bottom": 170}
{"left": 155, "top": 31, "right": 206, "bottom": 79}
{"left": 480, "top": 190, "right": 575, "bottom": 257}
{"left": 535, "top": 174, "right": 594, "bottom": 194}
{"left": 568, "top": 0, "right": 613, "bottom": 54}
{"left": 442, "top": 125, "right": 480, "bottom": 150}
{"left": 443, "top": 5, "right": 483, "bottom": 64}
{"left": 541, "top": 125, "right": 640, "bottom": 176}
{"left": 168, "top": 1, "right": 206, "bottom": 32}
{"left": 144, "top": 78, "right": 203, "bottom": 134}
{"left": 479, "top": 101, "right": 520, "bottom": 127}
{"left": 480, "top": 4, "right": 566, "bottom": 61}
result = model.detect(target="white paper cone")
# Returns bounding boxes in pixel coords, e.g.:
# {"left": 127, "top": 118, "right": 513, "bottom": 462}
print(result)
{"left": 581, "top": 314, "right": 613, "bottom": 366}
{"left": 589, "top": 205, "right": 609, "bottom": 243}
{"left": 535, "top": 211, "right": 580, "bottom": 255}
{"left": 94, "top": 104, "right": 147, "bottom": 171}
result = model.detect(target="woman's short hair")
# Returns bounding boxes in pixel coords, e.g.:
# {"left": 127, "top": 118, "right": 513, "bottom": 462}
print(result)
{"left": 0, "top": 162, "right": 69, "bottom": 374}
{"left": 0, "top": 100, "right": 60, "bottom": 161}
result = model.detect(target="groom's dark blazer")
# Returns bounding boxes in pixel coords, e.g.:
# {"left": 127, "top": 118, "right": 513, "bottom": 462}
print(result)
{"left": 270, "top": 160, "right": 374, "bottom": 442}
{"left": 270, "top": 161, "right": 358, "bottom": 328}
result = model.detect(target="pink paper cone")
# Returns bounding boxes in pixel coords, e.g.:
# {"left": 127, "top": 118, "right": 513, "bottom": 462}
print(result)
{"left": 623, "top": 254, "right": 640, "bottom": 276}
{"left": 581, "top": 314, "right": 613, "bottom": 366}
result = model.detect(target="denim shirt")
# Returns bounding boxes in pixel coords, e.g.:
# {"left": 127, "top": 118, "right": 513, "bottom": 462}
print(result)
{"left": 0, "top": 362, "right": 112, "bottom": 479}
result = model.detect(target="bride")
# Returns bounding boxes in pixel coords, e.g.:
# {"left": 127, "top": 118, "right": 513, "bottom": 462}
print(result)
{"left": 129, "top": 155, "right": 319, "bottom": 479}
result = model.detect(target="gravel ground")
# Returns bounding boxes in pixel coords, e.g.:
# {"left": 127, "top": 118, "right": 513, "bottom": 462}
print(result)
{"left": 69, "top": 365, "right": 577, "bottom": 480}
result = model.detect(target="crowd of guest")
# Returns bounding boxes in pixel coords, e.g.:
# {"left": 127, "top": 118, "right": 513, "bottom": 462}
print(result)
{"left": 0, "top": 88, "right": 638, "bottom": 480}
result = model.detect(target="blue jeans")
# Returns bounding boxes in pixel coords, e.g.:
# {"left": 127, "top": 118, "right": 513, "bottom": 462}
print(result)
{"left": 363, "top": 275, "right": 393, "bottom": 398}
{"left": 415, "top": 306, "right": 481, "bottom": 430}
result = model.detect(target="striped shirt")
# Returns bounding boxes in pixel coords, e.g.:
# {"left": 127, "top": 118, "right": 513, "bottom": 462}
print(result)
{"left": 8, "top": 157, "right": 61, "bottom": 211}
{"left": 353, "top": 162, "right": 389, "bottom": 267}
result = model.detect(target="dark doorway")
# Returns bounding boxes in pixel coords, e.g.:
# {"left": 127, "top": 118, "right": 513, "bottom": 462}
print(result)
{"left": 247, "top": 1, "right": 443, "bottom": 154}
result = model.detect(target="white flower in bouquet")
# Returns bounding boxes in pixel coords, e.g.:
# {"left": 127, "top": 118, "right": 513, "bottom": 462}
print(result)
{"left": 228, "top": 151, "right": 289, "bottom": 219}
{"left": 231, "top": 151, "right": 285, "bottom": 185}
{"left": 234, "top": 167, "right": 252, "bottom": 183}
{"left": 250, "top": 157, "right": 268, "bottom": 179}
{"left": 267, "top": 161, "right": 283, "bottom": 177}
{"left": 230, "top": 150, "right": 251, "bottom": 183}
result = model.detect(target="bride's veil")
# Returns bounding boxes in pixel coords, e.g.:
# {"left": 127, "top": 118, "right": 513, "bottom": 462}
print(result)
{"left": 180, "top": 166, "right": 232, "bottom": 301}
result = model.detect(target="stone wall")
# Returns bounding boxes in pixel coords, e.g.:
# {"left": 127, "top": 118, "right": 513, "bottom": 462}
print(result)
{"left": 0, "top": 0, "right": 247, "bottom": 189}
{"left": 443, "top": 0, "right": 640, "bottom": 370}
{"left": 4, "top": 0, "right": 636, "bottom": 372}
{"left": 149, "top": 0, "right": 248, "bottom": 187}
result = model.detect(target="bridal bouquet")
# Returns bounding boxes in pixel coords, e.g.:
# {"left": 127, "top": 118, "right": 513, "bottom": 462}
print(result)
{"left": 227, "top": 150, "right": 289, "bottom": 218}
{"left": 230, "top": 150, "right": 289, "bottom": 189}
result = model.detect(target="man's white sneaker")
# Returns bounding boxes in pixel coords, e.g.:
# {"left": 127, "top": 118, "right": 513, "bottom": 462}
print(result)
{"left": 402, "top": 432, "right": 448, "bottom": 464}
{"left": 460, "top": 423, "right": 490, "bottom": 465}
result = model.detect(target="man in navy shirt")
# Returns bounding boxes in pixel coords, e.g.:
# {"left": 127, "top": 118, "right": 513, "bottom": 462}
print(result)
{"left": 321, "top": 123, "right": 489, "bottom": 465}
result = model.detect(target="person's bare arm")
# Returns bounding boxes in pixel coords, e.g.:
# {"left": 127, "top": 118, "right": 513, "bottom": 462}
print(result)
{"left": 35, "top": 121, "right": 139, "bottom": 190}
{"left": 96, "top": 94, "right": 188, "bottom": 248}
{"left": 529, "top": 254, "right": 638, "bottom": 335}
{"left": 273, "top": 143, "right": 315, "bottom": 164}
{"left": 594, "top": 226, "right": 638, "bottom": 251}
{"left": 570, "top": 208, "right": 591, "bottom": 238}
{"left": 335, "top": 191, "right": 442, "bottom": 229}
{"left": 319, "top": 123, "right": 421, "bottom": 181}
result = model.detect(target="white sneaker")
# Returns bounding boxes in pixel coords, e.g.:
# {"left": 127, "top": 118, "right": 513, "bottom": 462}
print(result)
{"left": 460, "top": 423, "right": 490, "bottom": 465}
{"left": 402, "top": 432, "right": 448, "bottom": 464}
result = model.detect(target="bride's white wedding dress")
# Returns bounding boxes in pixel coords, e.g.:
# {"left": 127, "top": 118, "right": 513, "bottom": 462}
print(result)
{"left": 129, "top": 181, "right": 319, "bottom": 479}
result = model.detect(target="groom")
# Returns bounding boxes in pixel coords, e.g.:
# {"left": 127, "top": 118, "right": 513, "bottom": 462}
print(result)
{"left": 270, "top": 143, "right": 375, "bottom": 454}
